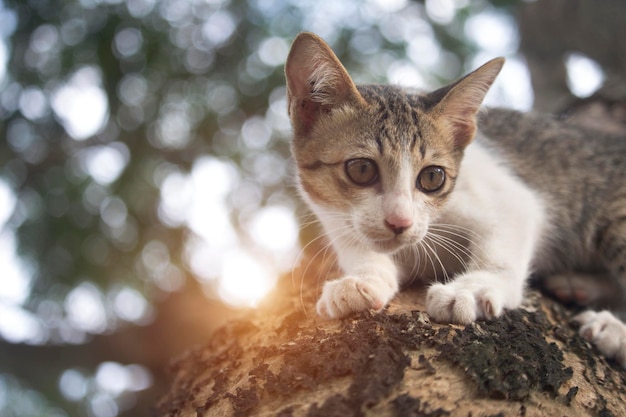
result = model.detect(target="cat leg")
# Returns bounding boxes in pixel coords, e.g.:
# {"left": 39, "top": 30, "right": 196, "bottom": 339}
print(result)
{"left": 425, "top": 168, "right": 545, "bottom": 324}
{"left": 595, "top": 219, "right": 626, "bottom": 304}
{"left": 571, "top": 222, "right": 626, "bottom": 367}
{"left": 542, "top": 272, "right": 617, "bottom": 306}
{"left": 316, "top": 249, "right": 399, "bottom": 318}
{"left": 573, "top": 310, "right": 626, "bottom": 369}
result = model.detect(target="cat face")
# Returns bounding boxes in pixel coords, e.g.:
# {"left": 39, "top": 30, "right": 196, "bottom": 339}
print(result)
{"left": 285, "top": 33, "right": 503, "bottom": 254}
{"left": 294, "top": 85, "right": 463, "bottom": 253}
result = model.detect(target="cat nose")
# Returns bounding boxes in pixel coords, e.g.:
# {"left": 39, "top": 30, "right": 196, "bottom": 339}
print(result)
{"left": 384, "top": 217, "right": 413, "bottom": 235}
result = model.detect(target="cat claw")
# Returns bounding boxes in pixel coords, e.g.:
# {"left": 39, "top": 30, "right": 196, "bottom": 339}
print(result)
{"left": 426, "top": 285, "right": 477, "bottom": 324}
{"left": 426, "top": 272, "right": 507, "bottom": 325}
{"left": 316, "top": 276, "right": 393, "bottom": 318}
{"left": 574, "top": 310, "right": 626, "bottom": 368}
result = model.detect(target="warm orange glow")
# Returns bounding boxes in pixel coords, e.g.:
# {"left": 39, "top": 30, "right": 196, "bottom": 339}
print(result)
{"left": 217, "top": 250, "right": 276, "bottom": 308}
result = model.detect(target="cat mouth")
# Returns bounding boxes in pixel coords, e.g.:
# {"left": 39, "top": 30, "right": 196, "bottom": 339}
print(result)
{"left": 370, "top": 236, "right": 413, "bottom": 253}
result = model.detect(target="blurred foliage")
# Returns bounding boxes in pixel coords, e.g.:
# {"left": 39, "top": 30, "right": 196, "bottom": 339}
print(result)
{"left": 0, "top": 0, "right": 539, "bottom": 416}
{"left": 0, "top": 0, "right": 514, "bottom": 322}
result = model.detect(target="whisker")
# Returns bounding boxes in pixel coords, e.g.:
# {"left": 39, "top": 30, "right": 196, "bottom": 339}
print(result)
{"left": 295, "top": 222, "right": 359, "bottom": 314}
{"left": 429, "top": 223, "right": 486, "bottom": 242}
{"left": 403, "top": 245, "right": 426, "bottom": 286}
{"left": 420, "top": 236, "right": 450, "bottom": 283}
{"left": 428, "top": 223, "right": 490, "bottom": 268}
{"left": 295, "top": 215, "right": 495, "bottom": 313}
{"left": 426, "top": 232, "right": 473, "bottom": 270}
{"left": 413, "top": 244, "right": 428, "bottom": 279}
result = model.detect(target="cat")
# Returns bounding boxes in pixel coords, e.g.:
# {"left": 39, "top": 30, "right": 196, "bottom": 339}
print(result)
{"left": 285, "top": 32, "right": 626, "bottom": 368}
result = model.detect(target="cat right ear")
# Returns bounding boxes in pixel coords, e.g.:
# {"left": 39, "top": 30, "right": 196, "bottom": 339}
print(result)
{"left": 285, "top": 32, "right": 365, "bottom": 136}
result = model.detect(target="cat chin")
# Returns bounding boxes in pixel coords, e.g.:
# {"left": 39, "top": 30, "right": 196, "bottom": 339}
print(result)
{"left": 368, "top": 237, "right": 414, "bottom": 254}
{"left": 360, "top": 228, "right": 424, "bottom": 254}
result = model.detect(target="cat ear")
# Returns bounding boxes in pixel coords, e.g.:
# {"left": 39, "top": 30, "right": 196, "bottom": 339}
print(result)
{"left": 430, "top": 57, "right": 504, "bottom": 148}
{"left": 285, "top": 32, "right": 365, "bottom": 136}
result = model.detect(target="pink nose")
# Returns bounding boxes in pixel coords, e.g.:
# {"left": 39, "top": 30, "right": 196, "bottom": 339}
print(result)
{"left": 384, "top": 216, "right": 413, "bottom": 235}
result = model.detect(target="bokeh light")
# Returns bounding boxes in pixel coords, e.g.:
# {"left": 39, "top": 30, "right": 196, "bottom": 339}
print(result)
{"left": 566, "top": 53, "right": 604, "bottom": 98}
{"left": 217, "top": 250, "right": 276, "bottom": 308}
{"left": 50, "top": 67, "right": 109, "bottom": 140}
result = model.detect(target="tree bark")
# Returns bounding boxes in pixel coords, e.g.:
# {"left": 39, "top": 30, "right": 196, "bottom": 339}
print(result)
{"left": 518, "top": 0, "right": 626, "bottom": 113}
{"left": 154, "top": 253, "right": 626, "bottom": 417}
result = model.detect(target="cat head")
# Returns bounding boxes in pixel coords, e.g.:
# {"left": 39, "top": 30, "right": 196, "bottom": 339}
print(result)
{"left": 285, "top": 32, "right": 503, "bottom": 253}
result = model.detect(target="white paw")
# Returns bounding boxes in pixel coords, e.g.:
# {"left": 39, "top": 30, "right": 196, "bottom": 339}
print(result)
{"left": 574, "top": 310, "right": 626, "bottom": 369}
{"left": 316, "top": 275, "right": 396, "bottom": 319}
{"left": 426, "top": 271, "right": 514, "bottom": 324}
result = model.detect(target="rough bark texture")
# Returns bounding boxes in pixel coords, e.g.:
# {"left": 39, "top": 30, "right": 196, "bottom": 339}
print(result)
{"left": 155, "top": 254, "right": 626, "bottom": 417}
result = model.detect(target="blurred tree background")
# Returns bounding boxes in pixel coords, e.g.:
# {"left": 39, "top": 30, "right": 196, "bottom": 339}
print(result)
{"left": 0, "top": 0, "right": 619, "bottom": 416}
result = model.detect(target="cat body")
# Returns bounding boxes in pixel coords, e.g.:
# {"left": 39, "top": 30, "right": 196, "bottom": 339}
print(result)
{"left": 285, "top": 32, "right": 626, "bottom": 367}
{"left": 481, "top": 110, "right": 626, "bottom": 282}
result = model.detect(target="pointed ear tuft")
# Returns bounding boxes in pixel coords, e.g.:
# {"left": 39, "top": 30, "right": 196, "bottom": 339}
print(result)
{"left": 431, "top": 57, "right": 504, "bottom": 148}
{"left": 285, "top": 32, "right": 364, "bottom": 136}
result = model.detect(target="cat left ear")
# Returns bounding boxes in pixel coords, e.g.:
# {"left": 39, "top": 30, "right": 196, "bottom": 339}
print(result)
{"left": 430, "top": 57, "right": 504, "bottom": 149}
{"left": 285, "top": 32, "right": 366, "bottom": 137}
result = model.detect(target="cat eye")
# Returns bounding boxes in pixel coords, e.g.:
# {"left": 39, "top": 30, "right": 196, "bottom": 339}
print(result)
{"left": 345, "top": 158, "right": 379, "bottom": 186}
{"left": 417, "top": 166, "right": 446, "bottom": 192}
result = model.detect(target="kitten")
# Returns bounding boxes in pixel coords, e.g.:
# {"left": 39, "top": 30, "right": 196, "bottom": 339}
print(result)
{"left": 285, "top": 32, "right": 626, "bottom": 368}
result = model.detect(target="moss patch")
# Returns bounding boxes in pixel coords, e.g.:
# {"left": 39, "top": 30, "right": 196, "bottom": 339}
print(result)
{"left": 436, "top": 309, "right": 573, "bottom": 401}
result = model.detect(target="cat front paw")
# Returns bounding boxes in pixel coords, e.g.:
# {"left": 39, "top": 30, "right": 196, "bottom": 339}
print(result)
{"left": 316, "top": 276, "right": 396, "bottom": 319}
{"left": 426, "top": 271, "right": 514, "bottom": 324}
{"left": 574, "top": 310, "right": 626, "bottom": 369}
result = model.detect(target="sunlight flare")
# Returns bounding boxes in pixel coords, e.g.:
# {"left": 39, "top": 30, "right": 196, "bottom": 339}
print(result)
{"left": 217, "top": 250, "right": 276, "bottom": 308}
